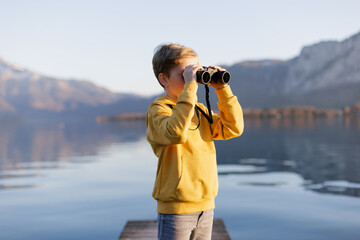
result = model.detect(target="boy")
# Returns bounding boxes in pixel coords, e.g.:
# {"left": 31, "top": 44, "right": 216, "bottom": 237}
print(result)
{"left": 146, "top": 43, "right": 244, "bottom": 240}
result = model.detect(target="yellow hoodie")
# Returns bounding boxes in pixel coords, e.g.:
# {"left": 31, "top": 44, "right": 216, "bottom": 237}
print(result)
{"left": 146, "top": 81, "right": 244, "bottom": 214}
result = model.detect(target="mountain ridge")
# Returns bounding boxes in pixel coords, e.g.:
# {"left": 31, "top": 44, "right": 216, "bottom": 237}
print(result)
{"left": 1, "top": 30, "right": 360, "bottom": 118}
{"left": 0, "top": 57, "right": 143, "bottom": 117}
{"left": 216, "top": 30, "right": 360, "bottom": 109}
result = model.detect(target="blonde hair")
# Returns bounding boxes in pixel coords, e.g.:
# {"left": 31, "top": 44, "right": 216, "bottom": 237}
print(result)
{"left": 152, "top": 43, "right": 198, "bottom": 88}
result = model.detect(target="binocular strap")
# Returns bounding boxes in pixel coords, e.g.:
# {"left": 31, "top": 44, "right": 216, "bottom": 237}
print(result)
{"left": 204, "top": 84, "right": 213, "bottom": 124}
{"left": 166, "top": 85, "right": 213, "bottom": 131}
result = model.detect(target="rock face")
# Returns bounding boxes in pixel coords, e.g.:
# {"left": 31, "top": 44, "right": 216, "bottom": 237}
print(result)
{"left": 288, "top": 33, "right": 360, "bottom": 94}
{"left": 211, "top": 31, "right": 360, "bottom": 109}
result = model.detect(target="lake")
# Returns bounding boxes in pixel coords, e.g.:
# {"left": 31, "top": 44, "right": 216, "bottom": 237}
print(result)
{"left": 0, "top": 117, "right": 359, "bottom": 240}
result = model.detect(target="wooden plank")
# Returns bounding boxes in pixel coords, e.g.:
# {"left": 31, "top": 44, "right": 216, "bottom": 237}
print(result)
{"left": 212, "top": 219, "right": 232, "bottom": 240}
{"left": 118, "top": 218, "right": 231, "bottom": 240}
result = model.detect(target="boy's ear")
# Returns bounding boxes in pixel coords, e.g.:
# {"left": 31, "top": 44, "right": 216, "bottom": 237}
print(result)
{"left": 158, "top": 73, "right": 168, "bottom": 87}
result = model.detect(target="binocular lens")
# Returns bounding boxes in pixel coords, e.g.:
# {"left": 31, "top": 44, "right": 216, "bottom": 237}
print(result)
{"left": 197, "top": 71, "right": 211, "bottom": 84}
{"left": 222, "top": 72, "right": 230, "bottom": 84}
{"left": 196, "top": 67, "right": 231, "bottom": 85}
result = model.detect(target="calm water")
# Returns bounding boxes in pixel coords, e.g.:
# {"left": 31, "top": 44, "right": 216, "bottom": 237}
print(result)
{"left": 0, "top": 117, "right": 360, "bottom": 240}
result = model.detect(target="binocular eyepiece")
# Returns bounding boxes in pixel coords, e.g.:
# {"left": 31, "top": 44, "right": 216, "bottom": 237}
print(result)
{"left": 196, "top": 67, "right": 231, "bottom": 85}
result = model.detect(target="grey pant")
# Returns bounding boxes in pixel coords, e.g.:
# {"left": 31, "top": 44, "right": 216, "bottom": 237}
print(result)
{"left": 157, "top": 209, "right": 214, "bottom": 240}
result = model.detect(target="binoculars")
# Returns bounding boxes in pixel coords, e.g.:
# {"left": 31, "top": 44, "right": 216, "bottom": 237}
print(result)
{"left": 196, "top": 67, "right": 231, "bottom": 85}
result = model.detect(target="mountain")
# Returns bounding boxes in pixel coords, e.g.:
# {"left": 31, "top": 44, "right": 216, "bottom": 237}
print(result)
{"left": 214, "top": 31, "right": 360, "bottom": 108}
{"left": 0, "top": 58, "right": 146, "bottom": 118}
{"left": 1, "top": 30, "right": 360, "bottom": 119}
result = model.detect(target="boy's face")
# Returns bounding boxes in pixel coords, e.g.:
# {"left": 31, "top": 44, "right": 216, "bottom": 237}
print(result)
{"left": 161, "top": 57, "right": 199, "bottom": 100}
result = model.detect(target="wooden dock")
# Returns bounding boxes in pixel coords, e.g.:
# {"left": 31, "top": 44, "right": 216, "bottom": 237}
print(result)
{"left": 118, "top": 218, "right": 231, "bottom": 240}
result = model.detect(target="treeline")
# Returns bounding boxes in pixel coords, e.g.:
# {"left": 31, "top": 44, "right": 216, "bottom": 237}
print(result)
{"left": 244, "top": 103, "right": 360, "bottom": 119}
{"left": 97, "top": 103, "right": 360, "bottom": 123}
{"left": 244, "top": 106, "right": 340, "bottom": 119}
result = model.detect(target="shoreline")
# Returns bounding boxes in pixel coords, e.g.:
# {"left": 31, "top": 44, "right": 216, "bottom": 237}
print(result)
{"left": 96, "top": 104, "right": 360, "bottom": 123}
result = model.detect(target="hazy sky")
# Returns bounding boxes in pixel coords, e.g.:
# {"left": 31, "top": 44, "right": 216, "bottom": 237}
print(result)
{"left": 1, "top": 0, "right": 359, "bottom": 95}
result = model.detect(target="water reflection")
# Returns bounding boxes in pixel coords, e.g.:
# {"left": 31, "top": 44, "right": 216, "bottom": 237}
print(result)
{"left": 303, "top": 180, "right": 360, "bottom": 197}
{"left": 0, "top": 117, "right": 359, "bottom": 198}
{"left": 215, "top": 118, "right": 360, "bottom": 198}
{"left": 0, "top": 119, "right": 146, "bottom": 190}
{"left": 0, "top": 119, "right": 146, "bottom": 171}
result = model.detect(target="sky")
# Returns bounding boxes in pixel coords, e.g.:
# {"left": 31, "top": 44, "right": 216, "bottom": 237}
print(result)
{"left": 0, "top": 0, "right": 360, "bottom": 96}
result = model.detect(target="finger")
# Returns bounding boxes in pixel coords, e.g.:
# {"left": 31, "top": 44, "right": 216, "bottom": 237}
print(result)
{"left": 192, "top": 65, "right": 203, "bottom": 72}
{"left": 209, "top": 65, "right": 225, "bottom": 71}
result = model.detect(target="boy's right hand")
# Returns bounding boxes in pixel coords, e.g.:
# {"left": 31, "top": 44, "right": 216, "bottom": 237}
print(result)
{"left": 183, "top": 65, "right": 203, "bottom": 83}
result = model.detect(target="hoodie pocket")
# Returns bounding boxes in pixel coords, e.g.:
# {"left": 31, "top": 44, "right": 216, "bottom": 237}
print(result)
{"left": 175, "top": 154, "right": 218, "bottom": 202}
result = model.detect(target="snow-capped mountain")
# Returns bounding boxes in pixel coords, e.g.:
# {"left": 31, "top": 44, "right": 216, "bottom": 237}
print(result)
{"left": 214, "top": 30, "right": 360, "bottom": 108}
{"left": 285, "top": 32, "right": 360, "bottom": 94}
{"left": 0, "top": 58, "right": 142, "bottom": 116}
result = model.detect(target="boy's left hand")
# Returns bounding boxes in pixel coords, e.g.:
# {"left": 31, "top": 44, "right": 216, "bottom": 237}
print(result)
{"left": 208, "top": 65, "right": 228, "bottom": 90}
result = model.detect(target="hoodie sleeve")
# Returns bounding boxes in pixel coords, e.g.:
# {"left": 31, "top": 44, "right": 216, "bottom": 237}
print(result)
{"left": 210, "top": 85, "right": 244, "bottom": 140}
{"left": 146, "top": 82, "right": 198, "bottom": 145}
